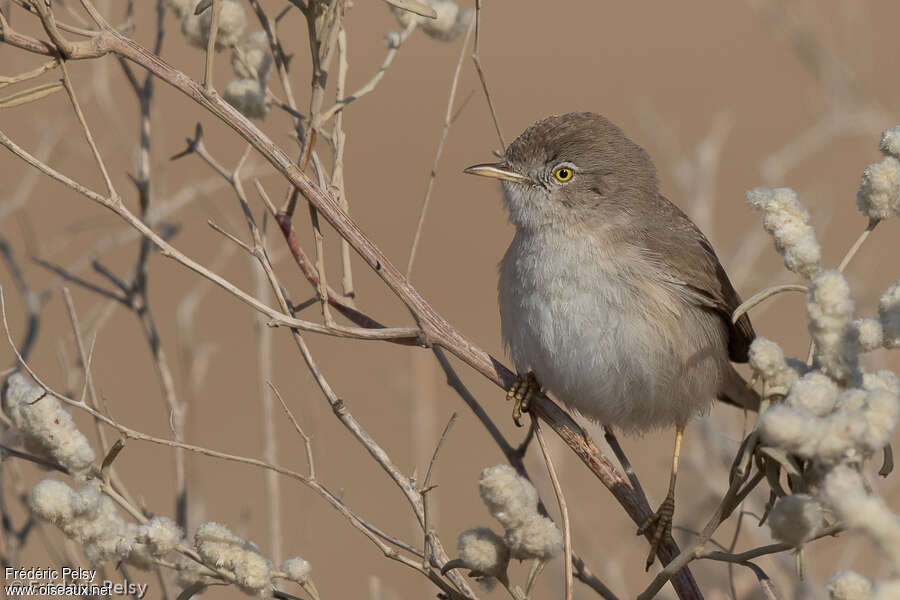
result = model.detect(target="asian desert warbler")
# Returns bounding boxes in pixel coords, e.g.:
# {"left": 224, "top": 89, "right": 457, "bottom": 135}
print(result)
{"left": 464, "top": 112, "right": 759, "bottom": 568}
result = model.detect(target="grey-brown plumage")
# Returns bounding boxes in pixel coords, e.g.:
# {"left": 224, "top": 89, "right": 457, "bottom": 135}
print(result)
{"left": 465, "top": 112, "right": 758, "bottom": 568}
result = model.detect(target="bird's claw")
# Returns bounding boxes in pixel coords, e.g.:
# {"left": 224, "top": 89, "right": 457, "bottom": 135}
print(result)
{"left": 506, "top": 372, "right": 540, "bottom": 427}
{"left": 637, "top": 493, "right": 675, "bottom": 571}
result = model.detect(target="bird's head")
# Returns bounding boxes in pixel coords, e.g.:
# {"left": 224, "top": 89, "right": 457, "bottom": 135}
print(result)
{"left": 465, "top": 112, "right": 659, "bottom": 232}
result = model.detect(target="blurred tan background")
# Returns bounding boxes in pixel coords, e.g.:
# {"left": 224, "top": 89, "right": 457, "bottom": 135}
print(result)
{"left": 2, "top": 0, "right": 900, "bottom": 598}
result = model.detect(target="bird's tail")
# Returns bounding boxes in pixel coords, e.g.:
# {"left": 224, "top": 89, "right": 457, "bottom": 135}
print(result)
{"left": 717, "top": 364, "right": 760, "bottom": 412}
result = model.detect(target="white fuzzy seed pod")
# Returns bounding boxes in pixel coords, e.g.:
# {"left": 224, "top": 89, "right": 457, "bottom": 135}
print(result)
{"left": 182, "top": 0, "right": 247, "bottom": 50}
{"left": 758, "top": 404, "right": 823, "bottom": 458}
{"left": 880, "top": 280, "right": 900, "bottom": 348}
{"left": 31, "top": 479, "right": 76, "bottom": 523}
{"left": 232, "top": 30, "right": 273, "bottom": 85}
{"left": 140, "top": 516, "right": 183, "bottom": 557}
{"left": 863, "top": 371, "right": 900, "bottom": 396}
{"left": 768, "top": 494, "right": 824, "bottom": 546}
{"left": 807, "top": 270, "right": 858, "bottom": 382}
{"left": 420, "top": 0, "right": 472, "bottom": 41}
{"left": 32, "top": 480, "right": 139, "bottom": 565}
{"left": 747, "top": 187, "right": 822, "bottom": 278}
{"left": 824, "top": 466, "right": 900, "bottom": 569}
{"left": 854, "top": 318, "right": 885, "bottom": 352}
{"left": 195, "top": 522, "right": 273, "bottom": 597}
{"left": 457, "top": 527, "right": 509, "bottom": 578}
{"left": 857, "top": 156, "right": 900, "bottom": 221}
{"left": 281, "top": 557, "right": 312, "bottom": 584}
{"left": 224, "top": 78, "right": 269, "bottom": 119}
{"left": 788, "top": 371, "right": 839, "bottom": 416}
{"left": 829, "top": 570, "right": 873, "bottom": 600}
{"left": 880, "top": 126, "right": 900, "bottom": 159}
{"left": 390, "top": 0, "right": 472, "bottom": 42}
{"left": 478, "top": 465, "right": 539, "bottom": 529}
{"left": 748, "top": 337, "right": 799, "bottom": 396}
{"left": 5, "top": 374, "right": 95, "bottom": 477}
{"left": 862, "top": 389, "right": 900, "bottom": 453}
{"left": 504, "top": 513, "right": 563, "bottom": 561}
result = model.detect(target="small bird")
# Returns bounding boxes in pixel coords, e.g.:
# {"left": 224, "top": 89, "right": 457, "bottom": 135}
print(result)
{"left": 464, "top": 112, "right": 759, "bottom": 569}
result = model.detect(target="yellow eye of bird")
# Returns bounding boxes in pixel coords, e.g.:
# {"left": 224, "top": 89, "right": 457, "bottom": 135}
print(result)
{"left": 554, "top": 166, "right": 573, "bottom": 182}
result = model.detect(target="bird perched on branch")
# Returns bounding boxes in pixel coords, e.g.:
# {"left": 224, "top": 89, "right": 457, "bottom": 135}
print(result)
{"left": 465, "top": 112, "right": 759, "bottom": 569}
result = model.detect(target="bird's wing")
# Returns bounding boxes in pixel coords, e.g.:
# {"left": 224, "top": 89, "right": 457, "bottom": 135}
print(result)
{"left": 644, "top": 195, "right": 755, "bottom": 363}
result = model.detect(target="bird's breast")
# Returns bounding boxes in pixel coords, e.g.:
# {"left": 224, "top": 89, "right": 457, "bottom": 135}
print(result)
{"left": 497, "top": 229, "right": 721, "bottom": 431}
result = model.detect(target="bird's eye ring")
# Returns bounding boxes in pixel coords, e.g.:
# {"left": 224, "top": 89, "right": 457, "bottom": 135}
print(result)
{"left": 554, "top": 166, "right": 574, "bottom": 182}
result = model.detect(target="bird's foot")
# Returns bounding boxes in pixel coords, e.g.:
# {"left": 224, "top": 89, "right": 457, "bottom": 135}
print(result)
{"left": 506, "top": 372, "right": 540, "bottom": 427}
{"left": 637, "top": 492, "right": 675, "bottom": 571}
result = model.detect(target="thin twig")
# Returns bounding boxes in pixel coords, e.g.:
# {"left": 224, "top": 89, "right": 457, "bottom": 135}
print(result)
{"left": 203, "top": 0, "right": 221, "bottom": 90}
{"left": 471, "top": 0, "right": 504, "bottom": 150}
{"left": 731, "top": 284, "right": 808, "bottom": 324}
{"left": 406, "top": 16, "right": 474, "bottom": 280}
{"left": 534, "top": 419, "right": 573, "bottom": 600}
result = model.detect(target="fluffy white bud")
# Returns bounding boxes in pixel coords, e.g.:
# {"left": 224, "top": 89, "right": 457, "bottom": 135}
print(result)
{"left": 504, "top": 513, "right": 563, "bottom": 561}
{"left": 281, "top": 557, "right": 312, "bottom": 584}
{"left": 31, "top": 479, "right": 76, "bottom": 522}
{"left": 747, "top": 187, "right": 822, "bottom": 278}
{"left": 748, "top": 337, "right": 798, "bottom": 395}
{"left": 457, "top": 527, "right": 509, "bottom": 577}
{"left": 420, "top": 0, "right": 472, "bottom": 41}
{"left": 182, "top": 0, "right": 247, "bottom": 50}
{"left": 224, "top": 78, "right": 269, "bottom": 119}
{"left": 759, "top": 404, "right": 823, "bottom": 458}
{"left": 880, "top": 280, "right": 900, "bottom": 348}
{"left": 829, "top": 570, "right": 873, "bottom": 600}
{"left": 140, "top": 516, "right": 182, "bottom": 557}
{"left": 232, "top": 30, "right": 273, "bottom": 84}
{"left": 807, "top": 271, "right": 858, "bottom": 382}
{"left": 195, "top": 522, "right": 273, "bottom": 596}
{"left": 855, "top": 318, "right": 884, "bottom": 352}
{"left": 788, "top": 371, "right": 839, "bottom": 416}
{"left": 5, "top": 374, "right": 95, "bottom": 477}
{"left": 390, "top": 0, "right": 472, "bottom": 42}
{"left": 31, "top": 480, "right": 143, "bottom": 565}
{"left": 478, "top": 465, "right": 538, "bottom": 529}
{"left": 863, "top": 371, "right": 900, "bottom": 395}
{"left": 824, "top": 466, "right": 900, "bottom": 564}
{"left": 768, "top": 494, "right": 823, "bottom": 546}
{"left": 760, "top": 385, "right": 897, "bottom": 462}
{"left": 857, "top": 156, "right": 900, "bottom": 221}
{"left": 880, "top": 126, "right": 900, "bottom": 159}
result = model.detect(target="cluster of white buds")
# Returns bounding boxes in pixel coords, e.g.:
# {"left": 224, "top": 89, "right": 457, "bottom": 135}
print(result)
{"left": 178, "top": 522, "right": 315, "bottom": 598}
{"left": 31, "top": 479, "right": 182, "bottom": 567}
{"left": 390, "top": 0, "right": 473, "bottom": 42}
{"left": 224, "top": 30, "right": 273, "bottom": 119}
{"left": 167, "top": 0, "right": 247, "bottom": 50}
{"left": 856, "top": 125, "right": 900, "bottom": 221}
{"left": 807, "top": 270, "right": 859, "bottom": 383}
{"left": 454, "top": 465, "right": 562, "bottom": 584}
{"left": 746, "top": 186, "right": 822, "bottom": 279}
{"left": 747, "top": 126, "right": 900, "bottom": 597}
{"left": 4, "top": 374, "right": 95, "bottom": 478}
{"left": 755, "top": 347, "right": 898, "bottom": 463}
{"left": 193, "top": 522, "right": 274, "bottom": 596}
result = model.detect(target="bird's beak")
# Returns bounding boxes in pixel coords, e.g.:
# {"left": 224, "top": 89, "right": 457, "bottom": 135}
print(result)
{"left": 463, "top": 162, "right": 532, "bottom": 184}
